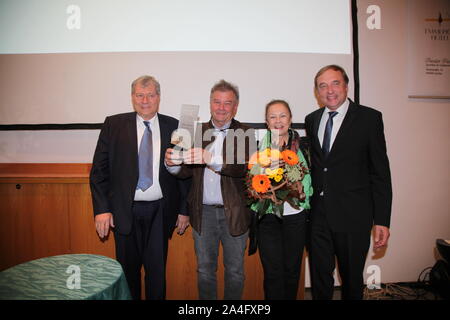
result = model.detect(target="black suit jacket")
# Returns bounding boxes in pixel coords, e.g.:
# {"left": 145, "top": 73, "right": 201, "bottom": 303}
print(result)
{"left": 90, "top": 112, "right": 189, "bottom": 237}
{"left": 305, "top": 100, "right": 392, "bottom": 233}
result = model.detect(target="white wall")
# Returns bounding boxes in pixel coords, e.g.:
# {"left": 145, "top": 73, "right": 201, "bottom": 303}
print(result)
{"left": 0, "top": 51, "right": 352, "bottom": 162}
{"left": 357, "top": 0, "right": 450, "bottom": 284}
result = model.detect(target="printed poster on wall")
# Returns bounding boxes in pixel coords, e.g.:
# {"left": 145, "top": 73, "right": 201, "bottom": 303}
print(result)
{"left": 407, "top": 0, "right": 450, "bottom": 98}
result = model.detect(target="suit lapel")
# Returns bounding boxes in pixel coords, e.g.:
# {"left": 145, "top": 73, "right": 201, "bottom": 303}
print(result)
{"left": 158, "top": 113, "right": 170, "bottom": 173}
{"left": 126, "top": 112, "right": 138, "bottom": 153}
{"left": 202, "top": 121, "right": 215, "bottom": 149}
{"left": 327, "top": 100, "right": 358, "bottom": 159}
{"left": 312, "top": 108, "right": 325, "bottom": 154}
{"left": 125, "top": 112, "right": 139, "bottom": 181}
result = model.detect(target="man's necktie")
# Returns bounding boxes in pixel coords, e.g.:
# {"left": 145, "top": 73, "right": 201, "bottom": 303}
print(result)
{"left": 137, "top": 121, "right": 153, "bottom": 191}
{"left": 322, "top": 111, "right": 338, "bottom": 157}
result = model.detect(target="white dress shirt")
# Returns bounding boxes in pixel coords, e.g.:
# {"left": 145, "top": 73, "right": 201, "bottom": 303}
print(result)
{"left": 134, "top": 113, "right": 163, "bottom": 201}
{"left": 283, "top": 201, "right": 304, "bottom": 216}
{"left": 318, "top": 99, "right": 350, "bottom": 150}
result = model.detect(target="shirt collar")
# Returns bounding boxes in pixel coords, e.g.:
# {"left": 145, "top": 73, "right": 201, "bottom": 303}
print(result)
{"left": 136, "top": 113, "right": 158, "bottom": 127}
{"left": 325, "top": 99, "right": 349, "bottom": 116}
{"left": 210, "top": 119, "right": 232, "bottom": 131}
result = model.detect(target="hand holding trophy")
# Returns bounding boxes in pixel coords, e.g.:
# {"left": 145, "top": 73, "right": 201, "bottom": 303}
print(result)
{"left": 166, "top": 104, "right": 200, "bottom": 166}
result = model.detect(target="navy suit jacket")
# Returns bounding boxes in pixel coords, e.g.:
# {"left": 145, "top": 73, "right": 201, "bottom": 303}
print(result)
{"left": 90, "top": 112, "right": 189, "bottom": 237}
{"left": 305, "top": 100, "right": 392, "bottom": 232}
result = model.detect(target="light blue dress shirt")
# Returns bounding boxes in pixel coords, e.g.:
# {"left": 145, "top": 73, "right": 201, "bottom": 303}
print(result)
{"left": 202, "top": 121, "right": 231, "bottom": 205}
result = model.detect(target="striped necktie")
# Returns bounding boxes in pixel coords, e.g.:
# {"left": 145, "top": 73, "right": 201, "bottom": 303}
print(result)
{"left": 322, "top": 111, "right": 338, "bottom": 157}
{"left": 137, "top": 121, "right": 153, "bottom": 191}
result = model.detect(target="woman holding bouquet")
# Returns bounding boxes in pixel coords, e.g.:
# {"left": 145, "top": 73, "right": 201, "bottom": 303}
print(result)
{"left": 248, "top": 100, "right": 313, "bottom": 300}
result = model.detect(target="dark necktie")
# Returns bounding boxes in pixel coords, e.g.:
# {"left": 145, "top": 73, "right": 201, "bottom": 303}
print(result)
{"left": 137, "top": 121, "right": 153, "bottom": 191}
{"left": 322, "top": 111, "right": 338, "bottom": 157}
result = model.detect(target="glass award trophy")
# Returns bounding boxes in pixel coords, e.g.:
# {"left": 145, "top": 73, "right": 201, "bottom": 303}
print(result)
{"left": 170, "top": 104, "right": 199, "bottom": 165}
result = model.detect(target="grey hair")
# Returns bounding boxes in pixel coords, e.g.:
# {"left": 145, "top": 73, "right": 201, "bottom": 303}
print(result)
{"left": 131, "top": 75, "right": 161, "bottom": 95}
{"left": 210, "top": 79, "right": 239, "bottom": 101}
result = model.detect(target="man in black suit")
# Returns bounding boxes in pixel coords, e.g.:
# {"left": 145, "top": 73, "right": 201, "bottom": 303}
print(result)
{"left": 305, "top": 65, "right": 392, "bottom": 300}
{"left": 90, "top": 75, "right": 190, "bottom": 300}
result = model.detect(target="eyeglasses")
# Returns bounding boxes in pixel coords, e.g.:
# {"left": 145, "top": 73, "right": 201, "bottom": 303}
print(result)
{"left": 134, "top": 93, "right": 158, "bottom": 100}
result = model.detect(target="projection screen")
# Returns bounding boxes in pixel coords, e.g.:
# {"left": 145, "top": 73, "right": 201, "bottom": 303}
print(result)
{"left": 0, "top": 0, "right": 355, "bottom": 162}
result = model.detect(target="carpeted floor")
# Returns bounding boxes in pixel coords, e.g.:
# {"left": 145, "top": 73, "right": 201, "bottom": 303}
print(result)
{"left": 303, "top": 282, "right": 445, "bottom": 300}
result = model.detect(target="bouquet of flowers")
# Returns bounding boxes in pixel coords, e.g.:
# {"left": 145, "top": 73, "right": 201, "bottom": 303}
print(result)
{"left": 246, "top": 146, "right": 310, "bottom": 219}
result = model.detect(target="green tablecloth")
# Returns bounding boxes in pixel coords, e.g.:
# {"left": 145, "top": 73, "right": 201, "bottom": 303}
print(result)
{"left": 0, "top": 254, "right": 131, "bottom": 300}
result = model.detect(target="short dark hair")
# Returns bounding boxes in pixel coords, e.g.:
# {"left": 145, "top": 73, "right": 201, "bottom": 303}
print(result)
{"left": 265, "top": 99, "right": 292, "bottom": 120}
{"left": 210, "top": 79, "right": 239, "bottom": 101}
{"left": 314, "top": 65, "right": 349, "bottom": 89}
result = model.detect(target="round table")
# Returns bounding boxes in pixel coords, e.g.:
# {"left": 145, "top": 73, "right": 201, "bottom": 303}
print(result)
{"left": 0, "top": 254, "right": 131, "bottom": 300}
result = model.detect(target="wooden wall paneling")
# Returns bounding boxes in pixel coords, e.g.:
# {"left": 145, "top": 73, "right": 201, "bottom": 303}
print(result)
{"left": 66, "top": 183, "right": 115, "bottom": 258}
{"left": 0, "top": 163, "right": 92, "bottom": 178}
{"left": 0, "top": 163, "right": 306, "bottom": 299}
{"left": 0, "top": 183, "right": 21, "bottom": 270}
{"left": 26, "top": 184, "right": 72, "bottom": 262}
{"left": 166, "top": 228, "right": 198, "bottom": 299}
{"left": 242, "top": 247, "right": 265, "bottom": 300}
{"left": 0, "top": 183, "right": 71, "bottom": 270}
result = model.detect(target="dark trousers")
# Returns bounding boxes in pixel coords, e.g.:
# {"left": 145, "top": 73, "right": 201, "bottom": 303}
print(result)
{"left": 114, "top": 200, "right": 167, "bottom": 300}
{"left": 257, "top": 213, "right": 307, "bottom": 300}
{"left": 309, "top": 197, "right": 370, "bottom": 300}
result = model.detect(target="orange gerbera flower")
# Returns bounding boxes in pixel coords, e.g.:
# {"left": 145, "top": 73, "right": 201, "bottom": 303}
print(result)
{"left": 282, "top": 150, "right": 299, "bottom": 165}
{"left": 252, "top": 174, "right": 271, "bottom": 193}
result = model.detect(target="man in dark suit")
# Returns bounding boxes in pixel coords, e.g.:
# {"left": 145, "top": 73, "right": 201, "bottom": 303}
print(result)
{"left": 90, "top": 75, "right": 190, "bottom": 300}
{"left": 305, "top": 65, "right": 392, "bottom": 300}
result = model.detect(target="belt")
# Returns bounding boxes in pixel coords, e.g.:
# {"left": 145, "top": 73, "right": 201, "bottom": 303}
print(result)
{"left": 204, "top": 204, "right": 224, "bottom": 208}
{"left": 133, "top": 199, "right": 162, "bottom": 204}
